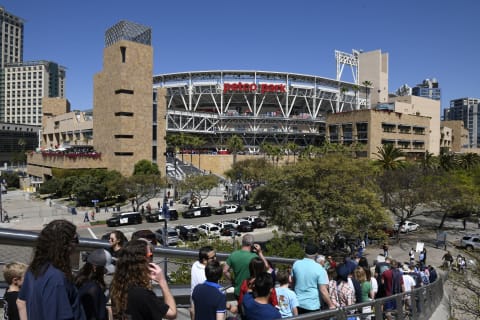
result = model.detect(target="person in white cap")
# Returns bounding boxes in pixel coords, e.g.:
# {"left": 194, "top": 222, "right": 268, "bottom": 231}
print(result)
{"left": 74, "top": 249, "right": 115, "bottom": 320}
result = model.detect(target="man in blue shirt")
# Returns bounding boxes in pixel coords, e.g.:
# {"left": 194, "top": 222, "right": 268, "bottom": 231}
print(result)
{"left": 292, "top": 244, "right": 335, "bottom": 314}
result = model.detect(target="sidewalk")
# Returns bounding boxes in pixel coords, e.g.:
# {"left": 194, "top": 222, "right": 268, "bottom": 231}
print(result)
{"left": 0, "top": 190, "right": 225, "bottom": 231}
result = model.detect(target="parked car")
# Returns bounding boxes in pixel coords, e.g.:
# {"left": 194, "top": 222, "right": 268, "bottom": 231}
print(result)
{"left": 460, "top": 234, "right": 480, "bottom": 251}
{"left": 145, "top": 209, "right": 178, "bottom": 222}
{"left": 221, "top": 224, "right": 240, "bottom": 237}
{"left": 106, "top": 211, "right": 142, "bottom": 227}
{"left": 154, "top": 227, "right": 179, "bottom": 246}
{"left": 246, "top": 216, "right": 267, "bottom": 228}
{"left": 233, "top": 219, "right": 253, "bottom": 232}
{"left": 131, "top": 229, "right": 158, "bottom": 245}
{"left": 244, "top": 203, "right": 262, "bottom": 211}
{"left": 215, "top": 204, "right": 242, "bottom": 215}
{"left": 182, "top": 206, "right": 212, "bottom": 218}
{"left": 175, "top": 225, "right": 200, "bottom": 241}
{"left": 394, "top": 220, "right": 419, "bottom": 233}
{"left": 197, "top": 223, "right": 221, "bottom": 238}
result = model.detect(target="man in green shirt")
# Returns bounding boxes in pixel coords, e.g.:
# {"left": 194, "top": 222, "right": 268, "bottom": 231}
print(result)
{"left": 223, "top": 234, "right": 259, "bottom": 298}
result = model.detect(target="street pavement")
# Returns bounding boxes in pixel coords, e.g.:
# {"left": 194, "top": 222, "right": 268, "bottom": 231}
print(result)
{"left": 1, "top": 189, "right": 479, "bottom": 320}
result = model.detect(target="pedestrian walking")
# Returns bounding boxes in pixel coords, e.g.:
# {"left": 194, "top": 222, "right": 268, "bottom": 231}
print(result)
{"left": 84, "top": 211, "right": 90, "bottom": 222}
{"left": 463, "top": 219, "right": 466, "bottom": 230}
{"left": 382, "top": 243, "right": 389, "bottom": 258}
{"left": 409, "top": 248, "right": 415, "bottom": 264}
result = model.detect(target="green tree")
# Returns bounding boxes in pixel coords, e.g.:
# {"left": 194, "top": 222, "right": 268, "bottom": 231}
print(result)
{"left": 224, "top": 158, "right": 274, "bottom": 185}
{"left": 377, "top": 165, "right": 433, "bottom": 239}
{"left": 457, "top": 152, "right": 480, "bottom": 170}
{"left": 418, "top": 150, "right": 437, "bottom": 173}
{"left": 133, "top": 159, "right": 160, "bottom": 175}
{"left": 190, "top": 136, "right": 206, "bottom": 170}
{"left": 299, "top": 144, "right": 318, "bottom": 160}
{"left": 428, "top": 170, "right": 480, "bottom": 229}
{"left": 374, "top": 144, "right": 405, "bottom": 170}
{"left": 227, "top": 135, "right": 244, "bottom": 165}
{"left": 285, "top": 142, "right": 299, "bottom": 164}
{"left": 438, "top": 151, "right": 457, "bottom": 171}
{"left": 177, "top": 174, "right": 219, "bottom": 206}
{"left": 253, "top": 155, "right": 391, "bottom": 243}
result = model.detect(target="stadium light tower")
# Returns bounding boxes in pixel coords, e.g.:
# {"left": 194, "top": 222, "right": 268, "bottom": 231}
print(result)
{"left": 335, "top": 49, "right": 360, "bottom": 85}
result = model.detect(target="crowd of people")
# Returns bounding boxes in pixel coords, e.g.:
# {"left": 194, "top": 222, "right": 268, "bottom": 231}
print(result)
{"left": 2, "top": 219, "right": 176, "bottom": 320}
{"left": 2, "top": 221, "right": 439, "bottom": 320}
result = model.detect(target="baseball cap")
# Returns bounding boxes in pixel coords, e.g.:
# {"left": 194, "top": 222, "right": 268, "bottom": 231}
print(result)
{"left": 87, "top": 249, "right": 115, "bottom": 274}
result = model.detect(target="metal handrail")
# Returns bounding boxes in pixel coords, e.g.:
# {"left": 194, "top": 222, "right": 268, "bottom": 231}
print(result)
{"left": 0, "top": 228, "right": 444, "bottom": 319}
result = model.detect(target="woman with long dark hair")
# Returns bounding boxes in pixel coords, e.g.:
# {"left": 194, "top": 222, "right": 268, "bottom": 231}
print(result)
{"left": 110, "top": 239, "right": 176, "bottom": 319}
{"left": 17, "top": 219, "right": 86, "bottom": 319}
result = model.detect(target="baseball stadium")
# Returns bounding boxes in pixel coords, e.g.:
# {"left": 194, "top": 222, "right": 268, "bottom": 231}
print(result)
{"left": 154, "top": 67, "right": 370, "bottom": 154}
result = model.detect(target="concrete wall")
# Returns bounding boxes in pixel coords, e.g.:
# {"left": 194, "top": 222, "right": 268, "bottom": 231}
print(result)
{"left": 93, "top": 40, "right": 154, "bottom": 176}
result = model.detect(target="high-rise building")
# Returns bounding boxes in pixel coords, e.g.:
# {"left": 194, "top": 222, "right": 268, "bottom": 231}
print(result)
{"left": 0, "top": 7, "right": 66, "bottom": 126}
{"left": 0, "top": 6, "right": 24, "bottom": 68}
{"left": 3, "top": 61, "right": 66, "bottom": 125}
{"left": 443, "top": 98, "right": 480, "bottom": 148}
{"left": 412, "top": 78, "right": 441, "bottom": 101}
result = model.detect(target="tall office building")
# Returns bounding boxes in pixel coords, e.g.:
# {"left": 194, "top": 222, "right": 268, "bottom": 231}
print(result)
{"left": 412, "top": 78, "right": 441, "bottom": 101}
{"left": 0, "top": 6, "right": 24, "bottom": 68}
{"left": 443, "top": 98, "right": 480, "bottom": 148}
{"left": 0, "top": 7, "right": 66, "bottom": 126}
{"left": 3, "top": 61, "right": 66, "bottom": 125}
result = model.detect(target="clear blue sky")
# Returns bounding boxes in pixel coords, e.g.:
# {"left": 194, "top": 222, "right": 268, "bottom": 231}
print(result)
{"left": 4, "top": 0, "right": 480, "bottom": 112}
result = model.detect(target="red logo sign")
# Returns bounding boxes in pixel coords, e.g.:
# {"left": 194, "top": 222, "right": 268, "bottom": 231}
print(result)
{"left": 223, "top": 82, "right": 286, "bottom": 94}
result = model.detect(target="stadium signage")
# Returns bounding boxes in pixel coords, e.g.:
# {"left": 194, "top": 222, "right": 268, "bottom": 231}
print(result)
{"left": 223, "top": 82, "right": 286, "bottom": 94}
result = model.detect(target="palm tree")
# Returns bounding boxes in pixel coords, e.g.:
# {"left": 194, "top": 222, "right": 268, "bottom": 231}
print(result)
{"left": 439, "top": 152, "right": 457, "bottom": 171}
{"left": 339, "top": 86, "right": 349, "bottom": 112}
{"left": 362, "top": 80, "right": 373, "bottom": 108}
{"left": 457, "top": 152, "right": 480, "bottom": 170}
{"left": 374, "top": 144, "right": 405, "bottom": 170}
{"left": 285, "top": 142, "right": 299, "bottom": 164}
{"left": 261, "top": 142, "right": 274, "bottom": 163}
{"left": 226, "top": 135, "right": 244, "bottom": 165}
{"left": 351, "top": 84, "right": 360, "bottom": 110}
{"left": 190, "top": 136, "right": 206, "bottom": 170}
{"left": 300, "top": 144, "right": 317, "bottom": 159}
{"left": 419, "top": 151, "right": 437, "bottom": 173}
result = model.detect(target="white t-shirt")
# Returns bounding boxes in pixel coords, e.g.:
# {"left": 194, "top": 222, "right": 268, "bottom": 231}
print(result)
{"left": 190, "top": 260, "right": 206, "bottom": 294}
{"left": 370, "top": 276, "right": 378, "bottom": 295}
{"left": 402, "top": 274, "right": 416, "bottom": 292}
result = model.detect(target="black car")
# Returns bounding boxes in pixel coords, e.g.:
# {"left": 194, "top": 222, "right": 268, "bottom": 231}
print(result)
{"left": 175, "top": 225, "right": 200, "bottom": 241}
{"left": 251, "top": 217, "right": 267, "bottom": 228}
{"left": 182, "top": 206, "right": 212, "bottom": 218}
{"left": 145, "top": 209, "right": 178, "bottom": 222}
{"left": 244, "top": 203, "right": 262, "bottom": 211}
{"left": 220, "top": 224, "right": 240, "bottom": 237}
{"left": 106, "top": 212, "right": 142, "bottom": 227}
{"left": 235, "top": 219, "right": 253, "bottom": 232}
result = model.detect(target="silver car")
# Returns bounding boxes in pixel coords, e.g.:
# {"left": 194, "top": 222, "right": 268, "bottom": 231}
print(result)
{"left": 460, "top": 234, "right": 480, "bottom": 251}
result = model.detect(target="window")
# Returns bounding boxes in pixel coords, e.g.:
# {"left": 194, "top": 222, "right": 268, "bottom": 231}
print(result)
{"left": 114, "top": 89, "right": 134, "bottom": 95}
{"left": 120, "top": 46, "right": 126, "bottom": 63}
{"left": 114, "top": 112, "right": 134, "bottom": 117}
